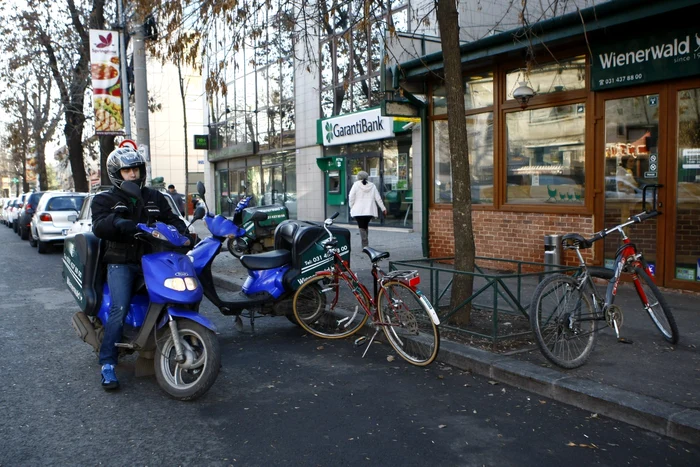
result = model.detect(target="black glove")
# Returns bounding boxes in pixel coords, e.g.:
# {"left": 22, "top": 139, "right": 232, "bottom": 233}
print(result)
{"left": 116, "top": 218, "right": 140, "bottom": 237}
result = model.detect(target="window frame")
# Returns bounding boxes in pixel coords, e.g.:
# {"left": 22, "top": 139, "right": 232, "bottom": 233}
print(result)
{"left": 428, "top": 52, "right": 594, "bottom": 215}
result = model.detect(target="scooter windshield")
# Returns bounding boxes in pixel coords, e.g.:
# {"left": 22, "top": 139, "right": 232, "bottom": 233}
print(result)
{"left": 205, "top": 214, "right": 244, "bottom": 237}
{"left": 138, "top": 222, "right": 190, "bottom": 247}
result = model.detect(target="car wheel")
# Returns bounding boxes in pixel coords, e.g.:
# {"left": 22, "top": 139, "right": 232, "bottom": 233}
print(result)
{"left": 29, "top": 234, "right": 37, "bottom": 247}
{"left": 37, "top": 240, "right": 49, "bottom": 254}
{"left": 20, "top": 226, "right": 29, "bottom": 240}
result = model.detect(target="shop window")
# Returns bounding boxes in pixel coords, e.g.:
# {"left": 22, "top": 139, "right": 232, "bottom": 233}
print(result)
{"left": 433, "top": 73, "right": 493, "bottom": 115}
{"left": 505, "top": 103, "right": 586, "bottom": 204}
{"left": 433, "top": 112, "right": 494, "bottom": 205}
{"left": 506, "top": 56, "right": 586, "bottom": 100}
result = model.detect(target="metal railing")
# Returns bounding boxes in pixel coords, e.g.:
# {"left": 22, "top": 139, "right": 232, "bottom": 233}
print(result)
{"left": 389, "top": 256, "right": 581, "bottom": 348}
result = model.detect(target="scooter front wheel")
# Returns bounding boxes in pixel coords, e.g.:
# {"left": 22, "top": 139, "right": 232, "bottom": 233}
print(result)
{"left": 226, "top": 237, "right": 248, "bottom": 258}
{"left": 154, "top": 320, "right": 220, "bottom": 401}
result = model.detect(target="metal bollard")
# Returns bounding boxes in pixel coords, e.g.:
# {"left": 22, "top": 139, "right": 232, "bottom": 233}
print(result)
{"left": 544, "top": 234, "right": 562, "bottom": 272}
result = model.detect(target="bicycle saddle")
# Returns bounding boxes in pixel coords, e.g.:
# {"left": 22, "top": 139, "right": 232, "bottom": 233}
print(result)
{"left": 362, "top": 246, "right": 390, "bottom": 263}
{"left": 562, "top": 233, "right": 593, "bottom": 249}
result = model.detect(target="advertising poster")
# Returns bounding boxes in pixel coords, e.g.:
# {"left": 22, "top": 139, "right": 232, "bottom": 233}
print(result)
{"left": 89, "top": 29, "right": 124, "bottom": 135}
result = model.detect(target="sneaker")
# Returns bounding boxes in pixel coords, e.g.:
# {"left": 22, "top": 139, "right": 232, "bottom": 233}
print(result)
{"left": 101, "top": 364, "right": 120, "bottom": 390}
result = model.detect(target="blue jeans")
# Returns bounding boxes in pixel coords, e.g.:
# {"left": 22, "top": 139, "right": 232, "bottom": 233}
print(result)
{"left": 99, "top": 263, "right": 141, "bottom": 365}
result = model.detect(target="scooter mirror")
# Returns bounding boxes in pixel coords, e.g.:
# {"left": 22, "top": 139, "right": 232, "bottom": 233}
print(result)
{"left": 193, "top": 205, "right": 206, "bottom": 221}
{"left": 121, "top": 181, "right": 142, "bottom": 201}
{"left": 197, "top": 181, "right": 206, "bottom": 197}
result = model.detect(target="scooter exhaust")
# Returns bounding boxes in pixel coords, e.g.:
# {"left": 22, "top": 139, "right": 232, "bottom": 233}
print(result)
{"left": 71, "top": 312, "right": 100, "bottom": 351}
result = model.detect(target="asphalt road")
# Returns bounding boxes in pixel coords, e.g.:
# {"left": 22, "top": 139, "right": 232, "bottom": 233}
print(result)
{"left": 0, "top": 224, "right": 698, "bottom": 466}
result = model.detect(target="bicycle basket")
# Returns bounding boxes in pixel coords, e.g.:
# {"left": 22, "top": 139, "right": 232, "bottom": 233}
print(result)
{"left": 382, "top": 270, "right": 420, "bottom": 287}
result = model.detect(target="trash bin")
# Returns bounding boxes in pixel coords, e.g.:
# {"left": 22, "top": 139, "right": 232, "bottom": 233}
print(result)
{"left": 544, "top": 234, "right": 562, "bottom": 271}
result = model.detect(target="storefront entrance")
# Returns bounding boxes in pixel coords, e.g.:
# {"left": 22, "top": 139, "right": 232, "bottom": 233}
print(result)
{"left": 597, "top": 81, "right": 700, "bottom": 290}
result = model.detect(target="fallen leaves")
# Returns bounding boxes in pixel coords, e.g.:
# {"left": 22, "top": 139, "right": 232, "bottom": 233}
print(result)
{"left": 566, "top": 442, "right": 598, "bottom": 449}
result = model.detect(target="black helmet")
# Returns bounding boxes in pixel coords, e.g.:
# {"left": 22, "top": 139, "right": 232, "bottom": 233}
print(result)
{"left": 107, "top": 147, "right": 146, "bottom": 188}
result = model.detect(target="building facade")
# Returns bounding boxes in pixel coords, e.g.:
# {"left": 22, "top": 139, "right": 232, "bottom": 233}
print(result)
{"left": 200, "top": 0, "right": 700, "bottom": 292}
{"left": 393, "top": 0, "right": 700, "bottom": 292}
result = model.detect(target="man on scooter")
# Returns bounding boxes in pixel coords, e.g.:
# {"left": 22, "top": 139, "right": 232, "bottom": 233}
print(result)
{"left": 92, "top": 147, "right": 188, "bottom": 390}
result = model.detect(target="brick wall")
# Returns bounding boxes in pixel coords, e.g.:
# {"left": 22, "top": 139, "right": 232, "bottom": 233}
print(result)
{"left": 428, "top": 208, "right": 594, "bottom": 271}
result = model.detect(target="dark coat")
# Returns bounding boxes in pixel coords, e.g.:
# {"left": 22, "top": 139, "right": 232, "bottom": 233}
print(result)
{"left": 92, "top": 186, "right": 187, "bottom": 264}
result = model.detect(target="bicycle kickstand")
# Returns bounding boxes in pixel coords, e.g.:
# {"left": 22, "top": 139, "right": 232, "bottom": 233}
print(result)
{"left": 612, "top": 320, "right": 634, "bottom": 344}
{"left": 354, "top": 329, "right": 380, "bottom": 358}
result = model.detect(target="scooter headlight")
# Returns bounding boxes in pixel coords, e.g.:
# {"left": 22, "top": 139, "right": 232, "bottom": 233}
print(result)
{"left": 164, "top": 277, "right": 199, "bottom": 291}
{"left": 164, "top": 278, "right": 186, "bottom": 291}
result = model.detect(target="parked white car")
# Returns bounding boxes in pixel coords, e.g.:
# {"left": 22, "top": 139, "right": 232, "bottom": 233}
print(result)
{"left": 8, "top": 194, "right": 29, "bottom": 232}
{"left": 1, "top": 198, "right": 12, "bottom": 225}
{"left": 30, "top": 192, "right": 88, "bottom": 253}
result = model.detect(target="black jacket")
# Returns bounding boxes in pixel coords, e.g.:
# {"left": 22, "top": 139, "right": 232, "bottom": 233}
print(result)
{"left": 92, "top": 186, "right": 187, "bottom": 264}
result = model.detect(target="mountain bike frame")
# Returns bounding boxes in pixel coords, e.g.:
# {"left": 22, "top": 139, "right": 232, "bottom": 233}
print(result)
{"left": 564, "top": 184, "right": 662, "bottom": 338}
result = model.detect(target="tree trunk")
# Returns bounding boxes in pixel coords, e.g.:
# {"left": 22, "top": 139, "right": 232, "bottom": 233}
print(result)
{"left": 436, "top": 0, "right": 476, "bottom": 326}
{"left": 36, "top": 141, "right": 49, "bottom": 191}
{"left": 177, "top": 60, "right": 190, "bottom": 217}
{"left": 66, "top": 109, "right": 88, "bottom": 192}
{"left": 99, "top": 135, "right": 115, "bottom": 186}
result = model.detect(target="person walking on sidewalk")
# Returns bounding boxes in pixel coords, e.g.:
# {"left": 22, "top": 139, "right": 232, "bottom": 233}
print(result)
{"left": 168, "top": 184, "right": 186, "bottom": 216}
{"left": 349, "top": 171, "right": 387, "bottom": 248}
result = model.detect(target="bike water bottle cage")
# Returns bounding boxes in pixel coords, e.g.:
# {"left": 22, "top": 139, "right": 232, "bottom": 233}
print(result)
{"left": 561, "top": 233, "right": 593, "bottom": 250}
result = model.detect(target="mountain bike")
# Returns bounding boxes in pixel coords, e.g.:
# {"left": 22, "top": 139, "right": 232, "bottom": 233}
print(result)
{"left": 292, "top": 213, "right": 441, "bottom": 366}
{"left": 529, "top": 184, "right": 678, "bottom": 369}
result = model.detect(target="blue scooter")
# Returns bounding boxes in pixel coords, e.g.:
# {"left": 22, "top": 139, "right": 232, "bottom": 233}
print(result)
{"left": 188, "top": 182, "right": 296, "bottom": 332}
{"left": 67, "top": 182, "right": 220, "bottom": 401}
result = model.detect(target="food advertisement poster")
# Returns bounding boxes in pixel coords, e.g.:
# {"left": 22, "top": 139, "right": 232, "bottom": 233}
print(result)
{"left": 89, "top": 29, "right": 124, "bottom": 135}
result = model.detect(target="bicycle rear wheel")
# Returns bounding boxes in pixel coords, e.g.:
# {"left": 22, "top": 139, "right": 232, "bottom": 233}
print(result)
{"left": 377, "top": 282, "right": 439, "bottom": 366}
{"left": 530, "top": 274, "right": 598, "bottom": 369}
{"left": 293, "top": 274, "right": 370, "bottom": 339}
{"left": 634, "top": 267, "right": 679, "bottom": 344}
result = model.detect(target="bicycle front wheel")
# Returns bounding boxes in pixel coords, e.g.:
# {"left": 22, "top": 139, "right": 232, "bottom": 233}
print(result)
{"left": 530, "top": 274, "right": 598, "bottom": 369}
{"left": 634, "top": 267, "right": 679, "bottom": 344}
{"left": 377, "top": 282, "right": 439, "bottom": 366}
{"left": 293, "top": 275, "right": 370, "bottom": 339}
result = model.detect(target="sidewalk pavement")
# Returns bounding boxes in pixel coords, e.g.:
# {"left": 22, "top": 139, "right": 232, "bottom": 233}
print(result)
{"left": 193, "top": 220, "right": 700, "bottom": 445}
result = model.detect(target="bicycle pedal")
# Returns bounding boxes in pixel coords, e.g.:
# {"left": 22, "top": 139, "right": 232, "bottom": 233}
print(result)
{"left": 354, "top": 336, "right": 368, "bottom": 347}
{"left": 617, "top": 337, "right": 634, "bottom": 344}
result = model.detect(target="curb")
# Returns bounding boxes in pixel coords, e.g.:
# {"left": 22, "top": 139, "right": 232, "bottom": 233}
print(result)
{"left": 437, "top": 339, "right": 700, "bottom": 445}
{"left": 209, "top": 270, "right": 700, "bottom": 446}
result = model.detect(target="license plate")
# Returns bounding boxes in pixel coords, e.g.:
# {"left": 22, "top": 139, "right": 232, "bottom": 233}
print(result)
{"left": 62, "top": 229, "right": 68, "bottom": 236}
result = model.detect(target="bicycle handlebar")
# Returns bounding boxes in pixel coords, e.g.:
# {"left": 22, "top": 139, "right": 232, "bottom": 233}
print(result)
{"left": 563, "top": 184, "right": 663, "bottom": 249}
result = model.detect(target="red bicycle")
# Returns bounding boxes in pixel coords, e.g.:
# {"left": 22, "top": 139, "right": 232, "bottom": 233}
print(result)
{"left": 529, "top": 185, "right": 678, "bottom": 368}
{"left": 292, "top": 213, "right": 440, "bottom": 366}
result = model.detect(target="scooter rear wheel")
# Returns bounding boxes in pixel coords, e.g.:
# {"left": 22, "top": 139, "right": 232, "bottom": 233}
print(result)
{"left": 154, "top": 320, "right": 220, "bottom": 401}
{"left": 226, "top": 237, "right": 248, "bottom": 258}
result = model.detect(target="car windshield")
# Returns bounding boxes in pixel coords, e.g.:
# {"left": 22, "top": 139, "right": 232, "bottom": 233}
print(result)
{"left": 46, "top": 196, "right": 86, "bottom": 211}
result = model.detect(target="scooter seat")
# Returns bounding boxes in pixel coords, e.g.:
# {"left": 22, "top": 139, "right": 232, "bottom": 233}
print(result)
{"left": 240, "top": 249, "right": 292, "bottom": 270}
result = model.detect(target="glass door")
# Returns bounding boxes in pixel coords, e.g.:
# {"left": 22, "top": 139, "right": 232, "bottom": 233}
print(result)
{"left": 262, "top": 165, "right": 284, "bottom": 206}
{"left": 671, "top": 87, "right": 700, "bottom": 288}
{"left": 602, "top": 93, "right": 661, "bottom": 276}
{"left": 344, "top": 153, "right": 381, "bottom": 224}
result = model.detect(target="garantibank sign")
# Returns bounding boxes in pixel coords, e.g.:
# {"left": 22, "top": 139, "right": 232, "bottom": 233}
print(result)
{"left": 318, "top": 108, "right": 394, "bottom": 146}
{"left": 591, "top": 27, "right": 700, "bottom": 90}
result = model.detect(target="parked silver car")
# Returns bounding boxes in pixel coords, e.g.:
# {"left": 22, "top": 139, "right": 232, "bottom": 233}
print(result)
{"left": 30, "top": 192, "right": 88, "bottom": 253}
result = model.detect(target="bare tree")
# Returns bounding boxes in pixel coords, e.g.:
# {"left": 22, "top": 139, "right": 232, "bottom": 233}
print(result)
{"left": 2, "top": 0, "right": 112, "bottom": 192}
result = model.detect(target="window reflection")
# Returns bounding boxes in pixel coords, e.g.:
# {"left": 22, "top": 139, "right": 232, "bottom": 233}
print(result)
{"left": 675, "top": 88, "right": 700, "bottom": 281}
{"left": 433, "top": 113, "right": 494, "bottom": 205}
{"left": 434, "top": 73, "right": 493, "bottom": 115}
{"left": 319, "top": 3, "right": 394, "bottom": 115}
{"left": 505, "top": 104, "right": 586, "bottom": 204}
{"left": 506, "top": 56, "right": 586, "bottom": 100}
